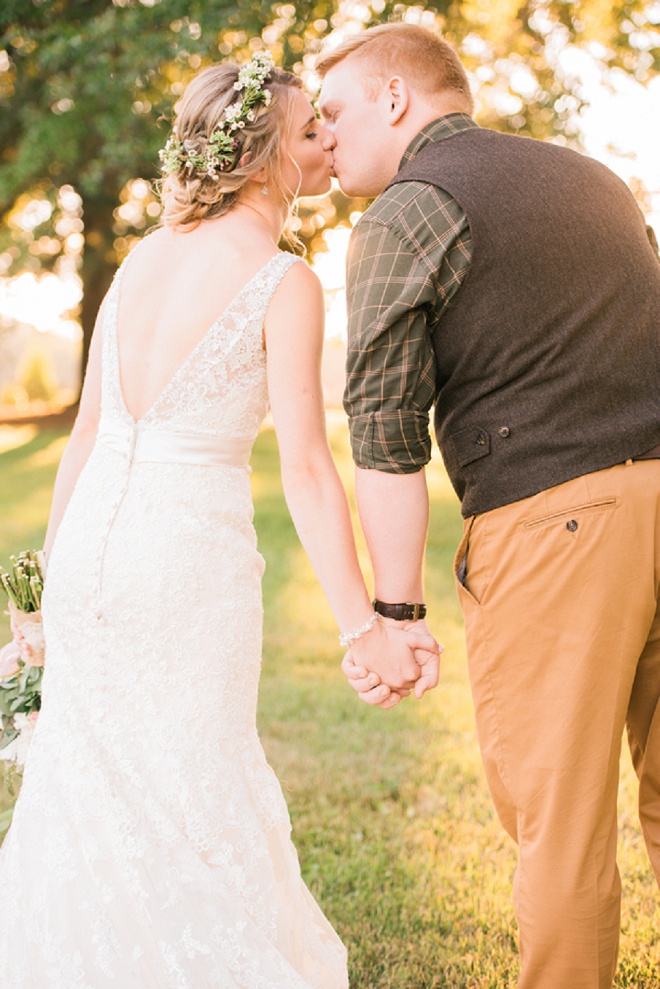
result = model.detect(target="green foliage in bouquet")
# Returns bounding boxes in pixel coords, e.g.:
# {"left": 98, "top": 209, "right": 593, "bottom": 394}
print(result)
{"left": 0, "top": 551, "right": 45, "bottom": 752}
{"left": 0, "top": 666, "right": 41, "bottom": 751}
{"left": 0, "top": 550, "right": 45, "bottom": 613}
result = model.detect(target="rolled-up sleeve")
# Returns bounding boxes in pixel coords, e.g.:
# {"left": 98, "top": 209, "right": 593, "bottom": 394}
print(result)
{"left": 344, "top": 182, "right": 472, "bottom": 473}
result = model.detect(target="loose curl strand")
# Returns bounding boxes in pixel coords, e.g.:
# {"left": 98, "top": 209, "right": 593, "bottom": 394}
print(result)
{"left": 158, "top": 63, "right": 303, "bottom": 232}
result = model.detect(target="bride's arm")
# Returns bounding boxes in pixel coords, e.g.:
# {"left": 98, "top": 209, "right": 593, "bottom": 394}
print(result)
{"left": 264, "top": 262, "right": 437, "bottom": 699}
{"left": 43, "top": 302, "right": 105, "bottom": 560}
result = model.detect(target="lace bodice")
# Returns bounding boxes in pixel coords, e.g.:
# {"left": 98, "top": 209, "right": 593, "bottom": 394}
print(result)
{"left": 102, "top": 249, "right": 301, "bottom": 439}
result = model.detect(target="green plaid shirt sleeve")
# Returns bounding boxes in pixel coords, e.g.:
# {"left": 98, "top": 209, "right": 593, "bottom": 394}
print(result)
{"left": 344, "top": 181, "right": 472, "bottom": 473}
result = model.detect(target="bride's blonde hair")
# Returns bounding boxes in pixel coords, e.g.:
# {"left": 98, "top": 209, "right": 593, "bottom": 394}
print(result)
{"left": 159, "top": 62, "right": 302, "bottom": 229}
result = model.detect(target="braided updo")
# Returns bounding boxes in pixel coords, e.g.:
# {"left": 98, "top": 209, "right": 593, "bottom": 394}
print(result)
{"left": 159, "top": 62, "right": 302, "bottom": 229}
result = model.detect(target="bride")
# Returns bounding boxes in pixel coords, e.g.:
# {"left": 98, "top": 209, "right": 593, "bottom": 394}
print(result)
{"left": 0, "top": 51, "right": 438, "bottom": 988}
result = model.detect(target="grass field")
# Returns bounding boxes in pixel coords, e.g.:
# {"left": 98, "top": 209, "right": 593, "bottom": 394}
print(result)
{"left": 1, "top": 418, "right": 658, "bottom": 987}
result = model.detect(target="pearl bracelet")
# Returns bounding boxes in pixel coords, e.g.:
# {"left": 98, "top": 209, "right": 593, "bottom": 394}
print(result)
{"left": 338, "top": 613, "right": 380, "bottom": 649}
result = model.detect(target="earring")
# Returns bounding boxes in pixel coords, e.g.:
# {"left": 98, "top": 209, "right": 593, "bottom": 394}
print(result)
{"left": 261, "top": 184, "right": 269, "bottom": 196}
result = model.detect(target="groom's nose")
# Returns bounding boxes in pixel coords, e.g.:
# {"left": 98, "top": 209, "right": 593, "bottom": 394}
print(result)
{"left": 320, "top": 127, "right": 336, "bottom": 151}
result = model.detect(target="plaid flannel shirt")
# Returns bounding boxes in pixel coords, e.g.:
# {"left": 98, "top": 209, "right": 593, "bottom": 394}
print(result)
{"left": 344, "top": 113, "right": 476, "bottom": 472}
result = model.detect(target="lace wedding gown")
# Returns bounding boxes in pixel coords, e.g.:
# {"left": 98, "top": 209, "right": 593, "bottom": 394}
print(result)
{"left": 0, "top": 250, "right": 349, "bottom": 989}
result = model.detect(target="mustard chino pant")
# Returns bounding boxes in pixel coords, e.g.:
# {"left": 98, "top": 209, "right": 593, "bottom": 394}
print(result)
{"left": 455, "top": 459, "right": 660, "bottom": 989}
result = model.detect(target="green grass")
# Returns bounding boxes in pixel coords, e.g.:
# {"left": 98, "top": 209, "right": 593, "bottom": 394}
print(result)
{"left": 1, "top": 419, "right": 658, "bottom": 986}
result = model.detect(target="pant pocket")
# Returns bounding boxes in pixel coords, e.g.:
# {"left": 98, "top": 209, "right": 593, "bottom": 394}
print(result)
{"left": 521, "top": 497, "right": 619, "bottom": 534}
{"left": 453, "top": 516, "right": 488, "bottom": 606}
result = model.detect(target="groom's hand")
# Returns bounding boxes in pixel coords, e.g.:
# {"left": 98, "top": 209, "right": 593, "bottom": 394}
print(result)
{"left": 405, "top": 618, "right": 442, "bottom": 699}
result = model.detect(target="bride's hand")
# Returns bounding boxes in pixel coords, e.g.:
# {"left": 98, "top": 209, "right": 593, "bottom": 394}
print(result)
{"left": 341, "top": 651, "right": 407, "bottom": 708}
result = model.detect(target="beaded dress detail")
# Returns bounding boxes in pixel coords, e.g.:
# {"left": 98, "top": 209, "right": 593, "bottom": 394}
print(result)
{"left": 0, "top": 250, "right": 349, "bottom": 989}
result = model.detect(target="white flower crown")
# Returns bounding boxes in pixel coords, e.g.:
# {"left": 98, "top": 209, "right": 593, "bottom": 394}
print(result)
{"left": 159, "top": 50, "right": 275, "bottom": 180}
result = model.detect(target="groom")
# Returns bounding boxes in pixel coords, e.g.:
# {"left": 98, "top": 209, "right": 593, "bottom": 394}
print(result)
{"left": 317, "top": 23, "right": 660, "bottom": 989}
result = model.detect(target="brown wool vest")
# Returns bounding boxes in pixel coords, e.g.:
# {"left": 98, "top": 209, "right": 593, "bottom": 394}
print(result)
{"left": 388, "top": 128, "right": 660, "bottom": 516}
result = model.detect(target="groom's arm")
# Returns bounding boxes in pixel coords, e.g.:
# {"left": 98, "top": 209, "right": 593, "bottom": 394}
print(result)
{"left": 354, "top": 467, "right": 428, "bottom": 603}
{"left": 343, "top": 184, "right": 470, "bottom": 478}
{"left": 347, "top": 466, "right": 440, "bottom": 701}
{"left": 342, "top": 183, "right": 471, "bottom": 700}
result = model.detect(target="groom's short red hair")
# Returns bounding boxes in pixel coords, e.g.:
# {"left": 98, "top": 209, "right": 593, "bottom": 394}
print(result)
{"left": 315, "top": 23, "right": 474, "bottom": 114}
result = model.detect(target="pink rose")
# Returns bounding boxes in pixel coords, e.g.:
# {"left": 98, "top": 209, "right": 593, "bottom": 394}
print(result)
{"left": 23, "top": 643, "right": 45, "bottom": 668}
{"left": 27, "top": 710, "right": 39, "bottom": 724}
{"left": 0, "top": 640, "right": 21, "bottom": 678}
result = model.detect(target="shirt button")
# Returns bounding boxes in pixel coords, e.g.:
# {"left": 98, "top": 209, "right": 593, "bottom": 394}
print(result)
{"left": 475, "top": 432, "right": 487, "bottom": 446}
{"left": 498, "top": 426, "right": 511, "bottom": 438}
{"left": 566, "top": 519, "right": 578, "bottom": 532}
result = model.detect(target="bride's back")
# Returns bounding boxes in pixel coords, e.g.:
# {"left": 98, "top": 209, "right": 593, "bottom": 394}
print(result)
{"left": 115, "top": 213, "right": 278, "bottom": 422}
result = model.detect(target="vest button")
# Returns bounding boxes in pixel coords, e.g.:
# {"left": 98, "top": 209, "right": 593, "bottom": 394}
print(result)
{"left": 498, "top": 426, "right": 511, "bottom": 438}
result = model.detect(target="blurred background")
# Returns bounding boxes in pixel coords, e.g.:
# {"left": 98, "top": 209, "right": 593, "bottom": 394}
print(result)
{"left": 1, "top": 0, "right": 659, "bottom": 419}
{"left": 1, "top": 7, "right": 659, "bottom": 982}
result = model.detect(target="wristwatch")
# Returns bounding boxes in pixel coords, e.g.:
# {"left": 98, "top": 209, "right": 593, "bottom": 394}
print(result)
{"left": 372, "top": 600, "right": 427, "bottom": 622}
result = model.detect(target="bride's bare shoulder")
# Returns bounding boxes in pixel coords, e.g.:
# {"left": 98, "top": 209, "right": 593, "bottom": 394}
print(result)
{"left": 123, "top": 218, "right": 278, "bottom": 293}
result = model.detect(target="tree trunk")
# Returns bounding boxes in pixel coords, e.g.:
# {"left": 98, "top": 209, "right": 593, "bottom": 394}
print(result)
{"left": 78, "top": 195, "right": 118, "bottom": 396}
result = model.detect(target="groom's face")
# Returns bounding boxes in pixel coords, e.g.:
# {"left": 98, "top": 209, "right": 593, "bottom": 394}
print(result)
{"left": 318, "top": 62, "right": 401, "bottom": 199}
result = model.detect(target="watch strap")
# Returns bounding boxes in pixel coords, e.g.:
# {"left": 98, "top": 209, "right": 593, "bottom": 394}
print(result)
{"left": 372, "top": 599, "right": 427, "bottom": 622}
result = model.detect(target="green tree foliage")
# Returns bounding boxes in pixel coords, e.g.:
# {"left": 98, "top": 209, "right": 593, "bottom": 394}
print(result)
{"left": 1, "top": 0, "right": 658, "bottom": 382}
{"left": 17, "top": 346, "right": 57, "bottom": 403}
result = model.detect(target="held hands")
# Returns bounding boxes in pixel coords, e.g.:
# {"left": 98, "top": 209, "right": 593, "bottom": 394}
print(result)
{"left": 342, "top": 617, "right": 441, "bottom": 709}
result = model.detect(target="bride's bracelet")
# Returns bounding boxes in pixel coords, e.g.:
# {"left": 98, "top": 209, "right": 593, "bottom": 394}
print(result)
{"left": 338, "top": 613, "right": 380, "bottom": 649}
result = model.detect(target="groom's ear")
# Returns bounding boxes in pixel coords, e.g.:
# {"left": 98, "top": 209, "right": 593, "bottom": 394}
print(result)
{"left": 385, "top": 76, "right": 409, "bottom": 125}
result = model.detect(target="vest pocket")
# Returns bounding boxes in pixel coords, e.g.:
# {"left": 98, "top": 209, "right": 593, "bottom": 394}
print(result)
{"left": 448, "top": 426, "right": 491, "bottom": 468}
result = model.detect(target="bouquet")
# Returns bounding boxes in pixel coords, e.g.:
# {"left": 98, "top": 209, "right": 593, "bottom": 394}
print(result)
{"left": 0, "top": 551, "right": 46, "bottom": 768}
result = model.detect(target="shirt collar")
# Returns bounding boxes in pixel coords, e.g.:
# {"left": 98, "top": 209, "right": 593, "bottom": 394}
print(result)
{"left": 400, "top": 113, "right": 478, "bottom": 169}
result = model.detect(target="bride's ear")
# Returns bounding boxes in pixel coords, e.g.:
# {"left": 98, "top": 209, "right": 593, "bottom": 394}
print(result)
{"left": 240, "top": 151, "right": 268, "bottom": 184}
{"left": 239, "top": 150, "right": 266, "bottom": 177}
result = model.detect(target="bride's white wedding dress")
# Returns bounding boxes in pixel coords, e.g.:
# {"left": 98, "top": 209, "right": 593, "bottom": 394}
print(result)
{"left": 0, "top": 250, "right": 349, "bottom": 989}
